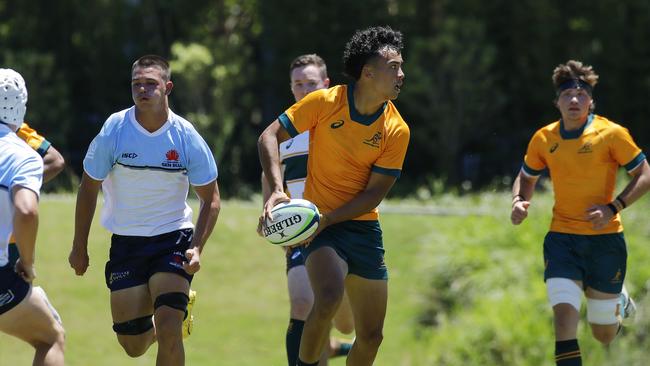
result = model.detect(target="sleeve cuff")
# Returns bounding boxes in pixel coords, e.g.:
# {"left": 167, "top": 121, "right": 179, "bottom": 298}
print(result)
{"left": 278, "top": 113, "right": 299, "bottom": 138}
{"left": 36, "top": 140, "right": 51, "bottom": 157}
{"left": 624, "top": 152, "right": 646, "bottom": 172}
{"left": 371, "top": 165, "right": 401, "bottom": 178}
{"left": 521, "top": 163, "right": 544, "bottom": 177}
{"left": 82, "top": 165, "right": 106, "bottom": 182}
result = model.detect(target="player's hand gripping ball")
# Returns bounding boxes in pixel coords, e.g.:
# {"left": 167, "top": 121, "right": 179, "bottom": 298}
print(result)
{"left": 263, "top": 199, "right": 320, "bottom": 246}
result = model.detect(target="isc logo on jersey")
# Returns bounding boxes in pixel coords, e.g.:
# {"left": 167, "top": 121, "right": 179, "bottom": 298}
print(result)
{"left": 263, "top": 199, "right": 320, "bottom": 247}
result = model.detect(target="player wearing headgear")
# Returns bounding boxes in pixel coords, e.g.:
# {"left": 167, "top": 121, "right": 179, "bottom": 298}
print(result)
{"left": 260, "top": 54, "right": 355, "bottom": 366}
{"left": 69, "top": 55, "right": 220, "bottom": 365}
{"left": 259, "top": 26, "right": 410, "bottom": 366}
{"left": 511, "top": 60, "right": 650, "bottom": 366}
{"left": 0, "top": 68, "right": 65, "bottom": 366}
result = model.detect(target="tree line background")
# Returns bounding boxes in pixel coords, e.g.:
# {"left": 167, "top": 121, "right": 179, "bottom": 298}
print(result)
{"left": 3, "top": 0, "right": 650, "bottom": 197}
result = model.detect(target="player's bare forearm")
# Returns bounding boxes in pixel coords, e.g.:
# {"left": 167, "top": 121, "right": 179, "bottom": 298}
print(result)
{"left": 12, "top": 186, "right": 39, "bottom": 266}
{"left": 616, "top": 160, "right": 650, "bottom": 208}
{"left": 258, "top": 120, "right": 292, "bottom": 223}
{"left": 72, "top": 173, "right": 101, "bottom": 249}
{"left": 325, "top": 173, "right": 396, "bottom": 226}
{"left": 511, "top": 172, "right": 537, "bottom": 203}
{"left": 42, "top": 145, "right": 65, "bottom": 183}
{"left": 258, "top": 120, "right": 289, "bottom": 194}
{"left": 191, "top": 180, "right": 221, "bottom": 252}
{"left": 261, "top": 171, "right": 272, "bottom": 204}
{"left": 510, "top": 171, "right": 538, "bottom": 225}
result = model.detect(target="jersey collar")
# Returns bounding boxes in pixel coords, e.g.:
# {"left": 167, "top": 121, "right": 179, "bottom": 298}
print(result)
{"left": 560, "top": 114, "right": 594, "bottom": 139}
{"left": 347, "top": 83, "right": 387, "bottom": 126}
{"left": 128, "top": 107, "right": 172, "bottom": 137}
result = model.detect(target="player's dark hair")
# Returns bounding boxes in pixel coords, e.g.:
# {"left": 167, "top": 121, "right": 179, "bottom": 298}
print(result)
{"left": 132, "top": 55, "right": 171, "bottom": 81}
{"left": 343, "top": 26, "right": 403, "bottom": 80}
{"left": 290, "top": 54, "right": 328, "bottom": 79}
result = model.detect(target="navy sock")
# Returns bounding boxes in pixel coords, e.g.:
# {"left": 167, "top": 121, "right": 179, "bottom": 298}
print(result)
{"left": 286, "top": 318, "right": 305, "bottom": 366}
{"left": 555, "top": 339, "right": 581, "bottom": 366}
{"left": 296, "top": 359, "right": 318, "bottom": 366}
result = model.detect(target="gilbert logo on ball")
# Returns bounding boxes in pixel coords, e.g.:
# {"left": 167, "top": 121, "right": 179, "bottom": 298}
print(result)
{"left": 264, "top": 199, "right": 320, "bottom": 246}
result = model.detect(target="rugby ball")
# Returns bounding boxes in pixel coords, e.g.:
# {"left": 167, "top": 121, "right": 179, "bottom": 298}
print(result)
{"left": 263, "top": 199, "right": 320, "bottom": 246}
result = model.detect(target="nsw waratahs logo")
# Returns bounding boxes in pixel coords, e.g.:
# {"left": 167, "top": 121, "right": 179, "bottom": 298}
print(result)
{"left": 162, "top": 149, "right": 183, "bottom": 168}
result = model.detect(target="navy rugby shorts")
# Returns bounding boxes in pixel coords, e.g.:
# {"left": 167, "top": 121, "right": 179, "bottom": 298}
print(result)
{"left": 303, "top": 220, "right": 387, "bottom": 280}
{"left": 105, "top": 228, "right": 194, "bottom": 291}
{"left": 0, "top": 264, "right": 30, "bottom": 315}
{"left": 543, "top": 231, "right": 627, "bottom": 294}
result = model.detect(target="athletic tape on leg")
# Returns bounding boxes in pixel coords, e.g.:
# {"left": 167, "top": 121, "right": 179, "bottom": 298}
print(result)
{"left": 546, "top": 278, "right": 582, "bottom": 312}
{"left": 587, "top": 297, "right": 620, "bottom": 325}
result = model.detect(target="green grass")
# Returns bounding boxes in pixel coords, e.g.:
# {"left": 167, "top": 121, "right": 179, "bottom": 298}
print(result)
{"left": 2, "top": 193, "right": 650, "bottom": 365}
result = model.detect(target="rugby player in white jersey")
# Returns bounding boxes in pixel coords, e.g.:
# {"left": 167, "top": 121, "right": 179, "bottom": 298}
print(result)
{"left": 8, "top": 117, "right": 66, "bottom": 267}
{"left": 261, "top": 54, "right": 355, "bottom": 366}
{"left": 0, "top": 68, "right": 65, "bottom": 366}
{"left": 69, "top": 55, "right": 220, "bottom": 366}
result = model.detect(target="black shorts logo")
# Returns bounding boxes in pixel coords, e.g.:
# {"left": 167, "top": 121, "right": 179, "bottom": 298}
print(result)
{"left": 0, "top": 290, "right": 15, "bottom": 307}
{"left": 109, "top": 271, "right": 131, "bottom": 285}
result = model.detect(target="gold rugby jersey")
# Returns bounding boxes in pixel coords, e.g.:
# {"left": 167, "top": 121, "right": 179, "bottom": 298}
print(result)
{"left": 523, "top": 114, "right": 645, "bottom": 234}
{"left": 279, "top": 84, "right": 410, "bottom": 221}
{"left": 16, "top": 122, "right": 51, "bottom": 157}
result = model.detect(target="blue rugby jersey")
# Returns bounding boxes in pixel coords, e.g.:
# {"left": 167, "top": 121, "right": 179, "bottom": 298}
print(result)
{"left": 0, "top": 124, "right": 43, "bottom": 266}
{"left": 83, "top": 107, "right": 218, "bottom": 237}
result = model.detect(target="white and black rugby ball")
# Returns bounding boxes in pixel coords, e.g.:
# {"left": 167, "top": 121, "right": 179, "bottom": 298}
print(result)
{"left": 263, "top": 199, "right": 320, "bottom": 246}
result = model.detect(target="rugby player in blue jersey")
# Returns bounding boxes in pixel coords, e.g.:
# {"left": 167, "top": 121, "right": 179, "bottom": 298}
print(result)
{"left": 69, "top": 55, "right": 220, "bottom": 366}
{"left": 0, "top": 68, "right": 65, "bottom": 366}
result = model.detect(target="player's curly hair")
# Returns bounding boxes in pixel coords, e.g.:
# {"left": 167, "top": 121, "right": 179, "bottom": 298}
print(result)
{"left": 552, "top": 60, "right": 599, "bottom": 88}
{"left": 552, "top": 60, "right": 598, "bottom": 112}
{"left": 343, "top": 26, "right": 403, "bottom": 80}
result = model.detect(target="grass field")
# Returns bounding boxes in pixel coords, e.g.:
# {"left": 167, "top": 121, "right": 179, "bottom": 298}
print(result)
{"left": 2, "top": 192, "right": 650, "bottom": 365}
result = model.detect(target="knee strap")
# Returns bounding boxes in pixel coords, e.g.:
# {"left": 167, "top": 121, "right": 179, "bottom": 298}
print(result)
{"left": 154, "top": 292, "right": 190, "bottom": 316}
{"left": 113, "top": 315, "right": 154, "bottom": 335}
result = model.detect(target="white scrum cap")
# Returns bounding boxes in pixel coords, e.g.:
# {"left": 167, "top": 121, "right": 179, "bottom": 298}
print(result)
{"left": 0, "top": 68, "right": 28, "bottom": 128}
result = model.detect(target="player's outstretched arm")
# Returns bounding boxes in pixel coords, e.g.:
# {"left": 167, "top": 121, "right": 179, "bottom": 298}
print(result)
{"left": 42, "top": 145, "right": 65, "bottom": 183}
{"left": 12, "top": 186, "right": 39, "bottom": 282}
{"left": 69, "top": 172, "right": 102, "bottom": 276}
{"left": 511, "top": 171, "right": 538, "bottom": 225}
{"left": 258, "top": 119, "right": 291, "bottom": 221}
{"left": 183, "top": 180, "right": 221, "bottom": 275}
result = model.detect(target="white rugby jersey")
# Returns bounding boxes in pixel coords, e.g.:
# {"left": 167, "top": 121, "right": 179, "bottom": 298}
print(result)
{"left": 279, "top": 131, "right": 308, "bottom": 199}
{"left": 0, "top": 124, "right": 43, "bottom": 267}
{"left": 83, "top": 107, "right": 218, "bottom": 237}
